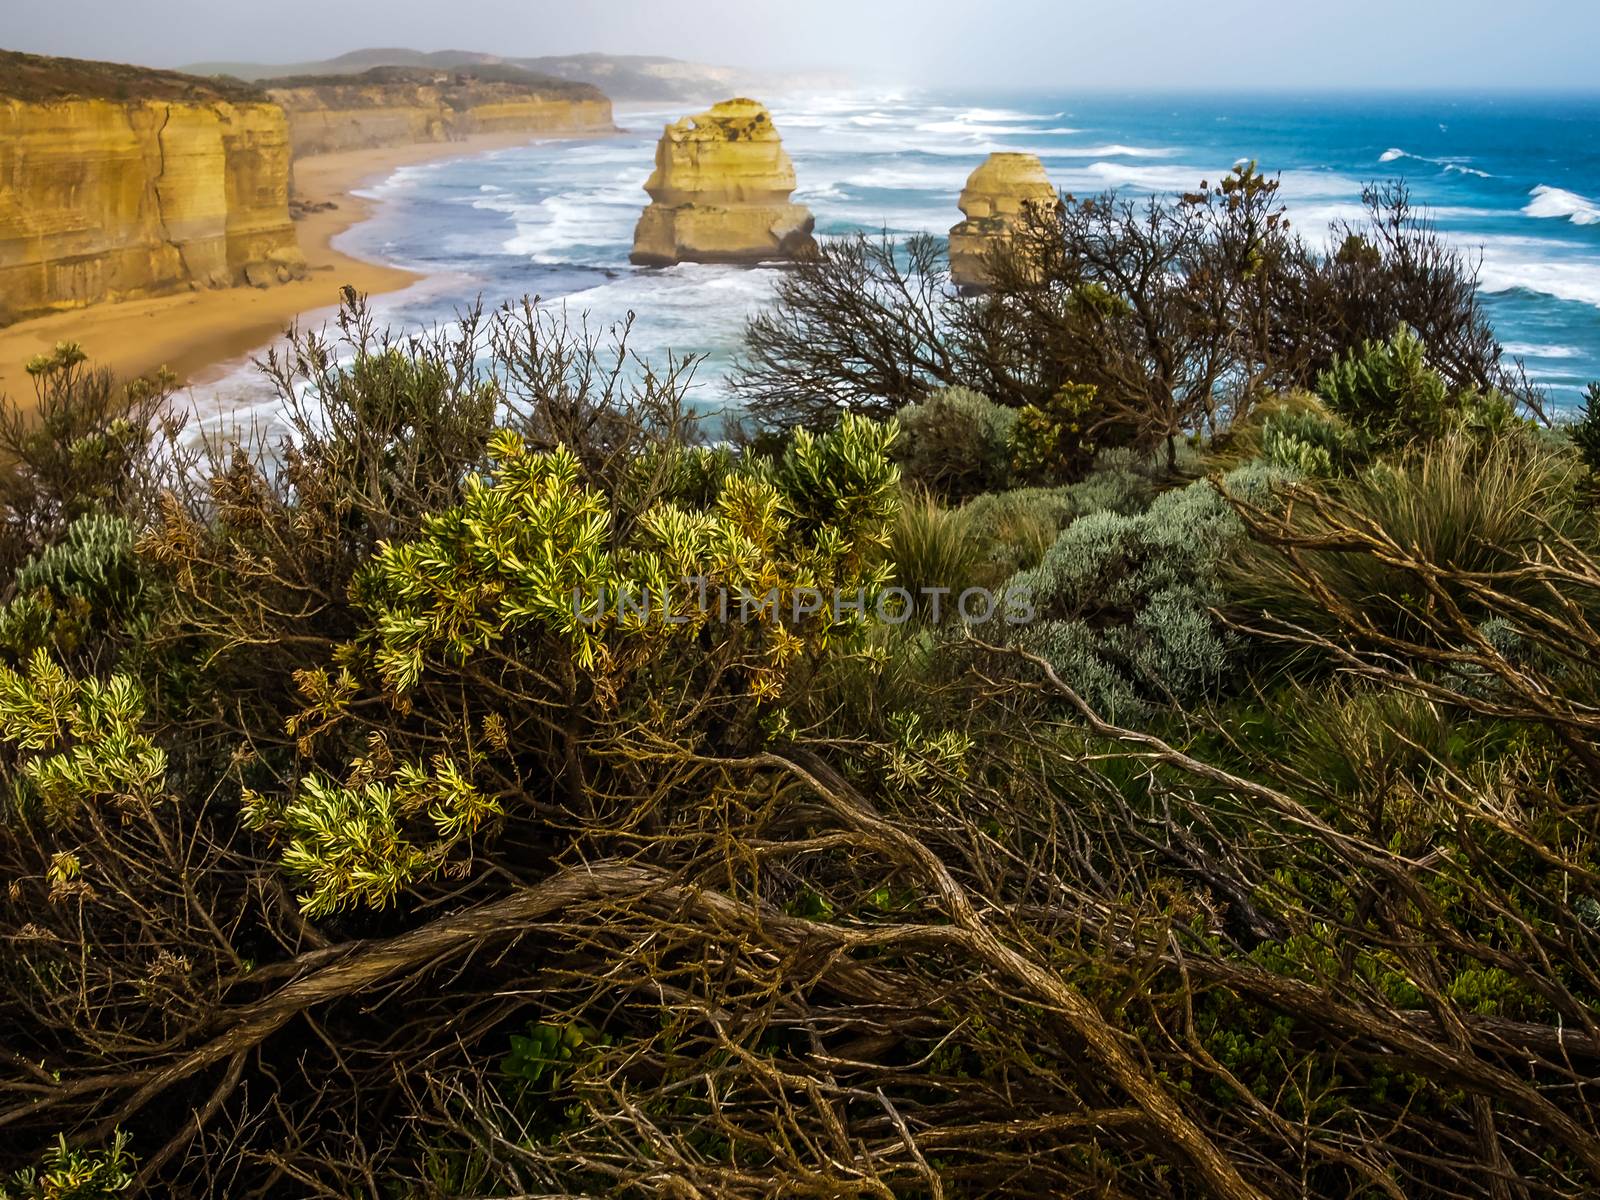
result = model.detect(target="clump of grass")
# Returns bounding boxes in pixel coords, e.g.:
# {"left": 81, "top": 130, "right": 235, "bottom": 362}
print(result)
{"left": 1228, "top": 428, "right": 1583, "bottom": 645}
{"left": 889, "top": 487, "right": 979, "bottom": 621}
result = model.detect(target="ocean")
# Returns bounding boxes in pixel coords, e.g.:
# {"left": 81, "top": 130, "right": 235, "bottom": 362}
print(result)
{"left": 192, "top": 89, "right": 1600, "bottom": 437}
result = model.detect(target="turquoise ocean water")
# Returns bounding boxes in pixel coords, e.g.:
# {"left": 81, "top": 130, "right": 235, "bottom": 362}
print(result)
{"left": 192, "top": 89, "right": 1600, "bottom": 434}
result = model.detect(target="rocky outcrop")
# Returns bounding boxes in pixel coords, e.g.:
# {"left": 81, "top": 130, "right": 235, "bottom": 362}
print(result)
{"left": 0, "top": 51, "right": 305, "bottom": 325}
{"left": 630, "top": 98, "right": 815, "bottom": 267}
{"left": 263, "top": 67, "right": 615, "bottom": 159}
{"left": 948, "top": 152, "right": 1058, "bottom": 290}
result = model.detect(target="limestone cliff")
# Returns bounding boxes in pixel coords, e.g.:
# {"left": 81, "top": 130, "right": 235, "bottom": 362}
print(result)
{"left": 630, "top": 98, "right": 815, "bottom": 267}
{"left": 0, "top": 50, "right": 305, "bottom": 325}
{"left": 948, "top": 152, "right": 1058, "bottom": 290}
{"left": 263, "top": 67, "right": 615, "bottom": 159}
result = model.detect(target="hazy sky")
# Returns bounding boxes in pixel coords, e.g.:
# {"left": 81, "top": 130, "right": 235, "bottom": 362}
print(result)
{"left": 6, "top": 0, "right": 1599, "bottom": 90}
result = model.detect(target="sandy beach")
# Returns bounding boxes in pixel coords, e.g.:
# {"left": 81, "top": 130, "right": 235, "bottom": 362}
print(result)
{"left": 0, "top": 131, "right": 574, "bottom": 399}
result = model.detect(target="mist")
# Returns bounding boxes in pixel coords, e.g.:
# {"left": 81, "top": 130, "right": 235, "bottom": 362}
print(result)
{"left": 5, "top": 0, "right": 1600, "bottom": 90}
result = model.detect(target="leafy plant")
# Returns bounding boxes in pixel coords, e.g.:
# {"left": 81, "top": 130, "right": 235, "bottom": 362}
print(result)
{"left": 894, "top": 386, "right": 1017, "bottom": 501}
{"left": 1010, "top": 461, "right": 1292, "bottom": 716}
{"left": 1316, "top": 324, "right": 1456, "bottom": 445}
{"left": 0, "top": 1133, "right": 135, "bottom": 1200}
{"left": 0, "top": 650, "right": 165, "bottom": 826}
{"left": 1010, "top": 382, "right": 1102, "bottom": 484}
{"left": 1569, "top": 381, "right": 1600, "bottom": 474}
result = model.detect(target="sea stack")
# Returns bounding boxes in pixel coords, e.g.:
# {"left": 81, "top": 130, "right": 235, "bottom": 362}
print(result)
{"left": 948, "top": 152, "right": 1058, "bottom": 290}
{"left": 630, "top": 98, "right": 816, "bottom": 267}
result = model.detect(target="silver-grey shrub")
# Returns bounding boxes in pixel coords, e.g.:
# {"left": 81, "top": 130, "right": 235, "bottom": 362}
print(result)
{"left": 1007, "top": 461, "right": 1294, "bottom": 718}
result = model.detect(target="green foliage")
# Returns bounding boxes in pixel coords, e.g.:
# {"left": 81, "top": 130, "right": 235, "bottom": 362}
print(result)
{"left": 0, "top": 1133, "right": 135, "bottom": 1200}
{"left": 1230, "top": 430, "right": 1581, "bottom": 646}
{"left": 1316, "top": 324, "right": 1460, "bottom": 445}
{"left": 1259, "top": 403, "right": 1367, "bottom": 478}
{"left": 0, "top": 512, "right": 146, "bottom": 659}
{"left": 1010, "top": 382, "right": 1102, "bottom": 484}
{"left": 356, "top": 434, "right": 622, "bottom": 691}
{"left": 1011, "top": 462, "right": 1293, "bottom": 717}
{"left": 890, "top": 488, "right": 978, "bottom": 615}
{"left": 0, "top": 650, "right": 166, "bottom": 826}
{"left": 959, "top": 487, "right": 1076, "bottom": 586}
{"left": 353, "top": 414, "right": 900, "bottom": 700}
{"left": 500, "top": 1020, "right": 610, "bottom": 1089}
{"left": 894, "top": 386, "right": 1017, "bottom": 501}
{"left": 1568, "top": 381, "right": 1600, "bottom": 474}
{"left": 6, "top": 301, "right": 1597, "bottom": 1196}
{"left": 249, "top": 415, "right": 902, "bottom": 914}
{"left": 0, "top": 342, "right": 172, "bottom": 575}
{"left": 244, "top": 749, "right": 502, "bottom": 916}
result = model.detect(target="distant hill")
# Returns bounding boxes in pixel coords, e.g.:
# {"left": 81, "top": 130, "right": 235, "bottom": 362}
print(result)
{"left": 181, "top": 48, "right": 843, "bottom": 103}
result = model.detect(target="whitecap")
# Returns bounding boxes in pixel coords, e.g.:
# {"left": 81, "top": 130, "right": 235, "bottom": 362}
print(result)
{"left": 1478, "top": 252, "right": 1600, "bottom": 309}
{"left": 1042, "top": 144, "right": 1177, "bottom": 159}
{"left": 1502, "top": 342, "right": 1581, "bottom": 359}
{"left": 1524, "top": 185, "right": 1600, "bottom": 226}
{"left": 1379, "top": 148, "right": 1493, "bottom": 178}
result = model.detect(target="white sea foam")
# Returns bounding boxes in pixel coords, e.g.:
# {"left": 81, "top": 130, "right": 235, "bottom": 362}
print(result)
{"left": 1379, "top": 148, "right": 1492, "bottom": 178}
{"left": 1524, "top": 185, "right": 1600, "bottom": 226}
{"left": 1478, "top": 251, "right": 1600, "bottom": 309}
{"left": 1502, "top": 342, "right": 1581, "bottom": 359}
{"left": 1041, "top": 143, "right": 1176, "bottom": 159}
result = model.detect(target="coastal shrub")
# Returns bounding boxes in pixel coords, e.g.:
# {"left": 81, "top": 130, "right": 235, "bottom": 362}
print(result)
{"left": 1228, "top": 429, "right": 1582, "bottom": 647}
{"left": 0, "top": 1132, "right": 136, "bottom": 1200}
{"left": 1317, "top": 323, "right": 1448, "bottom": 443}
{"left": 1292, "top": 183, "right": 1523, "bottom": 400}
{"left": 1569, "top": 381, "right": 1600, "bottom": 474}
{"left": 958, "top": 444, "right": 1179, "bottom": 590}
{"left": 1259, "top": 402, "right": 1368, "bottom": 477}
{"left": 0, "top": 342, "right": 174, "bottom": 576}
{"left": 1008, "top": 461, "right": 1292, "bottom": 717}
{"left": 244, "top": 415, "right": 901, "bottom": 914}
{"left": 980, "top": 163, "right": 1300, "bottom": 457}
{"left": 1008, "top": 382, "right": 1102, "bottom": 484}
{"left": 959, "top": 487, "right": 1076, "bottom": 586}
{"left": 0, "top": 512, "right": 146, "bottom": 660}
{"left": 4, "top": 304, "right": 1599, "bottom": 1194}
{"left": 894, "top": 386, "right": 1016, "bottom": 500}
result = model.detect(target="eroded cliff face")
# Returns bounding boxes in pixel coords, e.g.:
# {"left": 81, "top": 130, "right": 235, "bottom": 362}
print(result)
{"left": 630, "top": 98, "right": 816, "bottom": 267}
{"left": 264, "top": 70, "right": 616, "bottom": 158}
{"left": 0, "top": 53, "right": 305, "bottom": 325}
{"left": 948, "top": 152, "right": 1058, "bottom": 290}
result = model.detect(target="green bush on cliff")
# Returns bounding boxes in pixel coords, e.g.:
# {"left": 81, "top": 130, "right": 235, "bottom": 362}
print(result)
{"left": 894, "top": 386, "right": 1016, "bottom": 501}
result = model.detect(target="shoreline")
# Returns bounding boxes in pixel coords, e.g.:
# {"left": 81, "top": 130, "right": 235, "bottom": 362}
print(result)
{"left": 0, "top": 130, "right": 615, "bottom": 399}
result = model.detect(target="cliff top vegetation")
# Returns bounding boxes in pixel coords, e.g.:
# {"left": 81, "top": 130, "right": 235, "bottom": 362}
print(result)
{"left": 257, "top": 63, "right": 605, "bottom": 102}
{"left": 0, "top": 47, "right": 265, "bottom": 104}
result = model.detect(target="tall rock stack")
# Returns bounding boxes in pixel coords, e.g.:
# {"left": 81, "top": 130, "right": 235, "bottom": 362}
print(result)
{"left": 630, "top": 98, "right": 816, "bottom": 267}
{"left": 948, "top": 152, "right": 1057, "bottom": 290}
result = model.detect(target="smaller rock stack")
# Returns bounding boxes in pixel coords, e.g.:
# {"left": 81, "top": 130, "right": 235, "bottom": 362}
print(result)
{"left": 948, "top": 152, "right": 1058, "bottom": 290}
{"left": 630, "top": 98, "right": 816, "bottom": 267}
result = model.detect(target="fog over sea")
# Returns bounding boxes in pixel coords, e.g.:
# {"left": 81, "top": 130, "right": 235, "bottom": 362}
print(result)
{"left": 193, "top": 89, "right": 1600, "bottom": 435}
